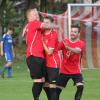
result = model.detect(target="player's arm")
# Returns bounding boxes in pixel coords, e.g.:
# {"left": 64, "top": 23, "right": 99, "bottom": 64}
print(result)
{"left": 63, "top": 41, "right": 81, "bottom": 53}
{"left": 42, "top": 37, "right": 54, "bottom": 55}
{"left": 59, "top": 27, "right": 64, "bottom": 40}
{"left": 43, "top": 43, "right": 54, "bottom": 55}
{"left": 0, "top": 41, "right": 4, "bottom": 56}
{"left": 57, "top": 41, "right": 64, "bottom": 51}
{"left": 22, "top": 24, "right": 28, "bottom": 38}
{"left": 41, "top": 22, "right": 59, "bottom": 29}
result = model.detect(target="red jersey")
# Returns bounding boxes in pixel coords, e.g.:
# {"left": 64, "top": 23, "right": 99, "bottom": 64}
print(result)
{"left": 58, "top": 39, "right": 85, "bottom": 74}
{"left": 43, "top": 30, "right": 60, "bottom": 68}
{"left": 25, "top": 20, "right": 44, "bottom": 58}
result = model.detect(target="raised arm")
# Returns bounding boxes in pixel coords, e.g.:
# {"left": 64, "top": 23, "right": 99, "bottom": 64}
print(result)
{"left": 22, "top": 24, "right": 28, "bottom": 38}
{"left": 41, "top": 22, "right": 59, "bottom": 29}
{"left": 63, "top": 41, "right": 81, "bottom": 53}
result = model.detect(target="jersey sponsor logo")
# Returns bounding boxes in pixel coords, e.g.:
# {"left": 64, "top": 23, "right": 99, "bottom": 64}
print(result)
{"left": 8, "top": 40, "right": 12, "bottom": 43}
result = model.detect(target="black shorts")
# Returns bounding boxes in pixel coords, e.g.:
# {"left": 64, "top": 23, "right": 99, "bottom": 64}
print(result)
{"left": 57, "top": 73, "right": 84, "bottom": 88}
{"left": 44, "top": 67, "right": 59, "bottom": 84}
{"left": 26, "top": 55, "right": 45, "bottom": 79}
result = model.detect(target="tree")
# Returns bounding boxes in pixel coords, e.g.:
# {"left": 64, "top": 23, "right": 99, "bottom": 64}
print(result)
{"left": 0, "top": 0, "right": 17, "bottom": 33}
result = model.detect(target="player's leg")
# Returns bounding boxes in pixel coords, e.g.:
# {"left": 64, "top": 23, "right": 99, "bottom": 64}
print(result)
{"left": 26, "top": 55, "right": 45, "bottom": 100}
{"left": 0, "top": 53, "right": 13, "bottom": 78}
{"left": 72, "top": 74, "right": 84, "bottom": 100}
{"left": 7, "top": 53, "right": 13, "bottom": 78}
{"left": 47, "top": 67, "right": 59, "bottom": 100}
{"left": 32, "top": 78, "right": 45, "bottom": 100}
{"left": 43, "top": 67, "right": 50, "bottom": 100}
{"left": 43, "top": 82, "right": 50, "bottom": 100}
{"left": 56, "top": 74, "right": 70, "bottom": 100}
{"left": 8, "top": 67, "right": 12, "bottom": 77}
{"left": 0, "top": 61, "right": 12, "bottom": 78}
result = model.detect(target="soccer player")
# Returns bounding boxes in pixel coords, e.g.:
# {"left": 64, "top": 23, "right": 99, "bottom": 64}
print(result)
{"left": 0, "top": 25, "right": 14, "bottom": 78}
{"left": 42, "top": 16, "right": 60, "bottom": 100}
{"left": 23, "top": 7, "right": 59, "bottom": 100}
{"left": 56, "top": 25, "right": 85, "bottom": 100}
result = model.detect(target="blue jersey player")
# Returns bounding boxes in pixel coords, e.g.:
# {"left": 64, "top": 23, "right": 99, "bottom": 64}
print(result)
{"left": 0, "top": 25, "right": 14, "bottom": 78}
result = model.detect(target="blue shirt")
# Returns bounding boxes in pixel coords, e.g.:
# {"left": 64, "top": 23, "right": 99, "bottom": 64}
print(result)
{"left": 1, "top": 33, "right": 13, "bottom": 53}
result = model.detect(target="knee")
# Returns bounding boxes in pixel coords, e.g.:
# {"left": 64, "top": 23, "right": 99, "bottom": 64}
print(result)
{"left": 49, "top": 83, "right": 57, "bottom": 88}
{"left": 33, "top": 77, "right": 45, "bottom": 83}
{"left": 43, "top": 82, "right": 49, "bottom": 87}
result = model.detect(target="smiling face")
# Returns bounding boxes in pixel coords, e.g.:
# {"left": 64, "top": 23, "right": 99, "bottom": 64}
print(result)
{"left": 43, "top": 16, "right": 54, "bottom": 25}
{"left": 43, "top": 18, "right": 52, "bottom": 25}
{"left": 70, "top": 27, "right": 80, "bottom": 41}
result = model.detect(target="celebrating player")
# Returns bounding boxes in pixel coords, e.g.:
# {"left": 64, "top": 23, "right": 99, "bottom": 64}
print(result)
{"left": 56, "top": 25, "right": 85, "bottom": 100}
{"left": 42, "top": 16, "right": 60, "bottom": 100}
{"left": 23, "top": 6, "right": 59, "bottom": 100}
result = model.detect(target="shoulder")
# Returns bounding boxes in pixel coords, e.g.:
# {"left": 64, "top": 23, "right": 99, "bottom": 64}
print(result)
{"left": 78, "top": 40, "right": 85, "bottom": 49}
{"left": 79, "top": 40, "right": 85, "bottom": 45}
{"left": 63, "top": 38, "right": 69, "bottom": 43}
{"left": 2, "top": 33, "right": 7, "bottom": 38}
{"left": 48, "top": 30, "right": 57, "bottom": 40}
{"left": 34, "top": 20, "right": 41, "bottom": 25}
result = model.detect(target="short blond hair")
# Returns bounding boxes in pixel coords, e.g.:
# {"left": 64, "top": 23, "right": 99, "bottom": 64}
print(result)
{"left": 26, "top": 8, "right": 37, "bottom": 17}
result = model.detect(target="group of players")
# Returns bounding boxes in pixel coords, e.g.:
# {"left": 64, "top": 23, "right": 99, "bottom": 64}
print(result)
{"left": 23, "top": 6, "right": 85, "bottom": 100}
{"left": 0, "top": 6, "right": 85, "bottom": 100}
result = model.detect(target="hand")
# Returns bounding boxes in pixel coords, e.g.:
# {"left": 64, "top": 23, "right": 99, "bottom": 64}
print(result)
{"left": 63, "top": 41, "right": 68, "bottom": 48}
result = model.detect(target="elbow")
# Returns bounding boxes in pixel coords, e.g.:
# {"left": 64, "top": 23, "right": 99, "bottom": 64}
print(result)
{"left": 75, "top": 50, "right": 81, "bottom": 54}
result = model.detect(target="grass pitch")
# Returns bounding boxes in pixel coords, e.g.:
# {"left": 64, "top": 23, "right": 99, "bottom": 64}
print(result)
{"left": 0, "top": 58, "right": 100, "bottom": 100}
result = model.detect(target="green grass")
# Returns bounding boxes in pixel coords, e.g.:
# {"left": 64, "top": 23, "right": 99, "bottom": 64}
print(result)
{"left": 0, "top": 58, "right": 100, "bottom": 100}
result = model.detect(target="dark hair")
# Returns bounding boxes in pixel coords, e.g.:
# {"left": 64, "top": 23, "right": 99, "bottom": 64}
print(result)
{"left": 44, "top": 16, "right": 54, "bottom": 22}
{"left": 8, "top": 25, "right": 14, "bottom": 31}
{"left": 71, "top": 25, "right": 80, "bottom": 32}
{"left": 27, "top": 4, "right": 38, "bottom": 10}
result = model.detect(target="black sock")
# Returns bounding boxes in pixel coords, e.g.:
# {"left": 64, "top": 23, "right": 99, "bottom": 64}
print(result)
{"left": 49, "top": 88, "right": 58, "bottom": 100}
{"left": 56, "top": 88, "right": 62, "bottom": 100}
{"left": 75, "top": 85, "right": 84, "bottom": 100}
{"left": 32, "top": 83, "right": 43, "bottom": 100}
{"left": 43, "top": 87, "right": 50, "bottom": 100}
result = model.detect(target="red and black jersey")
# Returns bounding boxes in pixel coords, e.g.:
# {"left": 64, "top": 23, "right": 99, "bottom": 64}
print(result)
{"left": 43, "top": 30, "right": 60, "bottom": 68}
{"left": 26, "top": 20, "right": 44, "bottom": 58}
